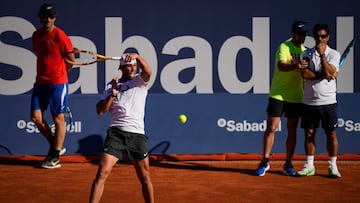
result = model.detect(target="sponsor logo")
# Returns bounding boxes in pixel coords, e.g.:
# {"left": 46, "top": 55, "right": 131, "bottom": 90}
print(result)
{"left": 16, "top": 120, "right": 82, "bottom": 133}
{"left": 337, "top": 118, "right": 360, "bottom": 132}
{"left": 217, "top": 118, "right": 281, "bottom": 132}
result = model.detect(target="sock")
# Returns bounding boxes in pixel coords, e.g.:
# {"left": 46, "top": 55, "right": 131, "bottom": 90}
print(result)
{"left": 329, "top": 156, "right": 337, "bottom": 166}
{"left": 48, "top": 149, "right": 60, "bottom": 159}
{"left": 306, "top": 155, "right": 314, "bottom": 166}
{"left": 263, "top": 157, "right": 269, "bottom": 163}
{"left": 48, "top": 138, "right": 54, "bottom": 149}
{"left": 285, "top": 159, "right": 292, "bottom": 167}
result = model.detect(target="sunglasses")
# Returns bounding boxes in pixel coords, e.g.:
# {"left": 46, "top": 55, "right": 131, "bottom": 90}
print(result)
{"left": 40, "top": 14, "right": 55, "bottom": 19}
{"left": 314, "top": 34, "right": 328, "bottom": 39}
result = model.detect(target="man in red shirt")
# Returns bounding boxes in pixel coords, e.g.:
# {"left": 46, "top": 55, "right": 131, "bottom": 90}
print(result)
{"left": 31, "top": 3, "right": 74, "bottom": 169}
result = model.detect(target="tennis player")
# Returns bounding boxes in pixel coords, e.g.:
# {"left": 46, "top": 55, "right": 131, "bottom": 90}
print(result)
{"left": 31, "top": 3, "right": 74, "bottom": 169}
{"left": 89, "top": 53, "right": 154, "bottom": 203}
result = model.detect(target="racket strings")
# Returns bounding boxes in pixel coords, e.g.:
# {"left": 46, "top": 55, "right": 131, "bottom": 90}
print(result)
{"left": 75, "top": 52, "right": 97, "bottom": 64}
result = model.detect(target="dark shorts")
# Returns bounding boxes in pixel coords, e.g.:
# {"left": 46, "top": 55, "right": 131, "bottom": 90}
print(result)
{"left": 301, "top": 103, "right": 338, "bottom": 131}
{"left": 31, "top": 83, "right": 69, "bottom": 115}
{"left": 104, "top": 127, "right": 149, "bottom": 161}
{"left": 266, "top": 97, "right": 303, "bottom": 118}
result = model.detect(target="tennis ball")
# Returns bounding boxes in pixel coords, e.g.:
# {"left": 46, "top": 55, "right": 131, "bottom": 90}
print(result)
{"left": 178, "top": 114, "right": 187, "bottom": 124}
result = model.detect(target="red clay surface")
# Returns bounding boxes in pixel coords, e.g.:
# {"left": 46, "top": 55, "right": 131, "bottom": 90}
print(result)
{"left": 0, "top": 154, "right": 359, "bottom": 203}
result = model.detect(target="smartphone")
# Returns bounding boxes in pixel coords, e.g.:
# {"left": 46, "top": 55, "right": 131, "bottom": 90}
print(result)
{"left": 303, "top": 56, "right": 310, "bottom": 62}
{"left": 303, "top": 56, "right": 310, "bottom": 68}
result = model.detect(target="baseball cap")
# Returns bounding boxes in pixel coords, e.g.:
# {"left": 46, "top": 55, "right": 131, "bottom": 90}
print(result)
{"left": 38, "top": 3, "right": 56, "bottom": 17}
{"left": 292, "top": 21, "right": 307, "bottom": 33}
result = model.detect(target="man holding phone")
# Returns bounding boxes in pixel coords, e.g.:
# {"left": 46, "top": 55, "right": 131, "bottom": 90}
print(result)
{"left": 255, "top": 21, "right": 309, "bottom": 176}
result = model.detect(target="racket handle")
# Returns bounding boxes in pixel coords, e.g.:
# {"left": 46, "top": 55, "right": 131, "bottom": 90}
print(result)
{"left": 111, "top": 56, "right": 123, "bottom": 60}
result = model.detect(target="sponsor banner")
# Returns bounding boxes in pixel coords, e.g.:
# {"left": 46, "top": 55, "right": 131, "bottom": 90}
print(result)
{"left": 1, "top": 0, "right": 358, "bottom": 95}
{"left": 0, "top": 0, "right": 358, "bottom": 155}
{"left": 0, "top": 94, "right": 359, "bottom": 155}
{"left": 146, "top": 94, "right": 360, "bottom": 154}
{"left": 0, "top": 95, "right": 108, "bottom": 155}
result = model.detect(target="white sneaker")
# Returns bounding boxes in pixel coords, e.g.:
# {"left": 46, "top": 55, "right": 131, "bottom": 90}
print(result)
{"left": 328, "top": 162, "right": 341, "bottom": 178}
{"left": 59, "top": 147, "right": 66, "bottom": 156}
{"left": 297, "top": 164, "right": 315, "bottom": 176}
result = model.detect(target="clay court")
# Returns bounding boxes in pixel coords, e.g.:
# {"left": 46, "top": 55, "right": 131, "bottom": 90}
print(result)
{"left": 0, "top": 154, "right": 359, "bottom": 203}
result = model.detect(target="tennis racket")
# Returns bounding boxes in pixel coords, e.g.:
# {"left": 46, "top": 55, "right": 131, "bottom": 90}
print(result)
{"left": 65, "top": 106, "right": 74, "bottom": 132}
{"left": 66, "top": 50, "right": 123, "bottom": 65}
{"left": 339, "top": 38, "right": 356, "bottom": 68}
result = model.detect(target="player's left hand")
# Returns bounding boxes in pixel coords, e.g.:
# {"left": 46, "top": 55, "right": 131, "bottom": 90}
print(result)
{"left": 111, "top": 76, "right": 120, "bottom": 96}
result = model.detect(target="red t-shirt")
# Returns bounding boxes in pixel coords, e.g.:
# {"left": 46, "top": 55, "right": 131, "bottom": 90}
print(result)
{"left": 32, "top": 27, "right": 73, "bottom": 85}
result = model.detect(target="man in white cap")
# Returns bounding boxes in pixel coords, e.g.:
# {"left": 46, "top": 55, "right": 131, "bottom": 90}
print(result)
{"left": 89, "top": 53, "right": 154, "bottom": 203}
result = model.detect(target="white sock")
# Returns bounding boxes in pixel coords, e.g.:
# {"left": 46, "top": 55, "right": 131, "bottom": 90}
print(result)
{"left": 306, "top": 155, "right": 314, "bottom": 166}
{"left": 329, "top": 156, "right": 337, "bottom": 166}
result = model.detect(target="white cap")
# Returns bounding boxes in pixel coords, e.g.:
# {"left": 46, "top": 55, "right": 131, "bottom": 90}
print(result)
{"left": 119, "top": 54, "right": 137, "bottom": 66}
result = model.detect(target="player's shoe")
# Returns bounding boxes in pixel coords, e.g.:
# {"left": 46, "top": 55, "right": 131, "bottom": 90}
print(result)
{"left": 255, "top": 160, "right": 270, "bottom": 176}
{"left": 282, "top": 163, "right": 297, "bottom": 176}
{"left": 41, "top": 157, "right": 61, "bottom": 169}
{"left": 297, "top": 164, "right": 315, "bottom": 176}
{"left": 328, "top": 162, "right": 341, "bottom": 178}
{"left": 59, "top": 147, "right": 66, "bottom": 156}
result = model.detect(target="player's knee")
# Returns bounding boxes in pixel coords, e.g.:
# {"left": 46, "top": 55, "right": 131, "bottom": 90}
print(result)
{"left": 31, "top": 115, "right": 41, "bottom": 125}
{"left": 53, "top": 115, "right": 65, "bottom": 125}
{"left": 266, "top": 126, "right": 278, "bottom": 134}
{"left": 95, "top": 168, "right": 112, "bottom": 181}
{"left": 141, "top": 175, "right": 152, "bottom": 186}
{"left": 138, "top": 170, "right": 151, "bottom": 184}
{"left": 326, "top": 132, "right": 337, "bottom": 140}
{"left": 305, "top": 129, "right": 315, "bottom": 137}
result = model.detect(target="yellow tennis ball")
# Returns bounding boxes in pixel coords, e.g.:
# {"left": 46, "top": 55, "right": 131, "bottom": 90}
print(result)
{"left": 178, "top": 114, "right": 187, "bottom": 124}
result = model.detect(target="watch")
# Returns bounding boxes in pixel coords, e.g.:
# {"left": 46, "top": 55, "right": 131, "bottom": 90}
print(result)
{"left": 320, "top": 53, "right": 325, "bottom": 58}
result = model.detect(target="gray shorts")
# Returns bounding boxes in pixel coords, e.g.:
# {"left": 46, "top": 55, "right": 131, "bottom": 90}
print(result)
{"left": 104, "top": 127, "right": 149, "bottom": 161}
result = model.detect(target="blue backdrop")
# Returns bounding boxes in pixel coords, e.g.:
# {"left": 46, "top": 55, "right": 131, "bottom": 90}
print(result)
{"left": 0, "top": 0, "right": 359, "bottom": 155}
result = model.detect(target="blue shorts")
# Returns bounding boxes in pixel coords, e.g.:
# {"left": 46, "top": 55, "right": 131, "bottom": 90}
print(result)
{"left": 301, "top": 103, "right": 338, "bottom": 131}
{"left": 266, "top": 97, "right": 303, "bottom": 118}
{"left": 31, "top": 83, "right": 69, "bottom": 115}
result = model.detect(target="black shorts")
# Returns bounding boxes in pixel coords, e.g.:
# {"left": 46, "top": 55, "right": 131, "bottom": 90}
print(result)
{"left": 301, "top": 103, "right": 338, "bottom": 131}
{"left": 104, "top": 127, "right": 149, "bottom": 161}
{"left": 266, "top": 97, "right": 303, "bottom": 118}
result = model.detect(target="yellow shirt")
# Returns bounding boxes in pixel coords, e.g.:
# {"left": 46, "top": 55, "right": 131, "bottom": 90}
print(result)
{"left": 269, "top": 41, "right": 306, "bottom": 103}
